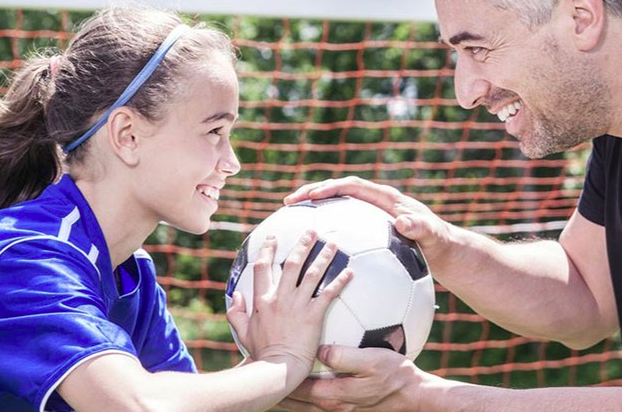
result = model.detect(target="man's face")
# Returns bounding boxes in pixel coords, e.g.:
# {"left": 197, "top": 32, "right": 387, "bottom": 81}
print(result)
{"left": 435, "top": 0, "right": 610, "bottom": 158}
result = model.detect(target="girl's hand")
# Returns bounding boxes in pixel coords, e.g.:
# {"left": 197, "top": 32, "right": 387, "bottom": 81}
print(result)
{"left": 227, "top": 230, "right": 353, "bottom": 379}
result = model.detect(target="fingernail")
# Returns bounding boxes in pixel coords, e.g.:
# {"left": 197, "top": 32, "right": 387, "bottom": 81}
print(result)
{"left": 318, "top": 345, "right": 330, "bottom": 361}
{"left": 301, "top": 229, "right": 315, "bottom": 243}
{"left": 397, "top": 216, "right": 412, "bottom": 231}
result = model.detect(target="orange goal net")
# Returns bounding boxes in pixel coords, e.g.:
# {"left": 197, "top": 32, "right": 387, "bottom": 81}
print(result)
{"left": 2, "top": 6, "right": 620, "bottom": 391}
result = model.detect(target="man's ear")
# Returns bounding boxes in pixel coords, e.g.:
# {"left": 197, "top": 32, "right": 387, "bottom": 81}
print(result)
{"left": 569, "top": 0, "right": 606, "bottom": 51}
{"left": 106, "top": 107, "right": 140, "bottom": 166}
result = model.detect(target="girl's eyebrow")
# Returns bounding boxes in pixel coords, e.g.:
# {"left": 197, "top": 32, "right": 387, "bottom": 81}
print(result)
{"left": 201, "top": 112, "right": 238, "bottom": 123}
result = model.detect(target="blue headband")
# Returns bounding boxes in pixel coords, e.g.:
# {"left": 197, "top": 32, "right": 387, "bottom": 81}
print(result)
{"left": 63, "top": 24, "right": 190, "bottom": 153}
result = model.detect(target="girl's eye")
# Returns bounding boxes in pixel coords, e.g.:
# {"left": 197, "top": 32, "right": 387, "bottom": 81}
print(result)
{"left": 206, "top": 127, "right": 224, "bottom": 143}
{"left": 209, "top": 127, "right": 223, "bottom": 136}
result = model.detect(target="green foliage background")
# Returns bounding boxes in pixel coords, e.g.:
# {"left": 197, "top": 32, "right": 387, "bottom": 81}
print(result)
{"left": 2, "top": 6, "right": 619, "bottom": 396}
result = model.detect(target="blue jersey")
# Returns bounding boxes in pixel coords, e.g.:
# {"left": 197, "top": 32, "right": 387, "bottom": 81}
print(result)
{"left": 0, "top": 175, "right": 196, "bottom": 412}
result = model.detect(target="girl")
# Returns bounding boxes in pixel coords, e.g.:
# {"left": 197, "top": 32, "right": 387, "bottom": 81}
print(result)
{"left": 0, "top": 6, "right": 351, "bottom": 412}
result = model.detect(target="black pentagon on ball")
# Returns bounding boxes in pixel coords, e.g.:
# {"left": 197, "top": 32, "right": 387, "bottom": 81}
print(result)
{"left": 359, "top": 324, "right": 406, "bottom": 355}
{"left": 226, "top": 236, "right": 249, "bottom": 299}
{"left": 281, "top": 238, "right": 351, "bottom": 297}
{"left": 388, "top": 225, "right": 429, "bottom": 281}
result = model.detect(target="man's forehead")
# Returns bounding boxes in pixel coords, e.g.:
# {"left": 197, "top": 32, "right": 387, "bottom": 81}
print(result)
{"left": 435, "top": 0, "right": 508, "bottom": 44}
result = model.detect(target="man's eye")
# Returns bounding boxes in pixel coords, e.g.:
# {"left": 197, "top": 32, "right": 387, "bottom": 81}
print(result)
{"left": 465, "top": 47, "right": 488, "bottom": 61}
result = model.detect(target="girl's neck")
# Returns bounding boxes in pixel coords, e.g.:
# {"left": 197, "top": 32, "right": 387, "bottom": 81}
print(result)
{"left": 75, "top": 177, "right": 157, "bottom": 268}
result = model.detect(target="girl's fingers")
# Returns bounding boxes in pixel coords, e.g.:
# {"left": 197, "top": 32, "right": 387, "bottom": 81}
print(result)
{"left": 277, "top": 233, "right": 351, "bottom": 304}
{"left": 296, "top": 242, "right": 338, "bottom": 299}
{"left": 226, "top": 291, "right": 249, "bottom": 342}
{"left": 266, "top": 229, "right": 352, "bottom": 312}
{"left": 277, "top": 230, "right": 318, "bottom": 292}
{"left": 314, "top": 268, "right": 353, "bottom": 312}
{"left": 253, "top": 235, "right": 278, "bottom": 300}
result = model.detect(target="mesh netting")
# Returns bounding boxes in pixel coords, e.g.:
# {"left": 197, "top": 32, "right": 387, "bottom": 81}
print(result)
{"left": 1, "top": 7, "right": 620, "bottom": 393}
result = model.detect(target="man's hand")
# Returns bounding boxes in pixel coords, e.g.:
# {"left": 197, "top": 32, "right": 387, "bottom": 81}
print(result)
{"left": 279, "top": 345, "right": 422, "bottom": 412}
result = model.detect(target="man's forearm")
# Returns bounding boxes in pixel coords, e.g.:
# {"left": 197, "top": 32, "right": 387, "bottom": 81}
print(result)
{"left": 431, "top": 224, "right": 598, "bottom": 345}
{"left": 419, "top": 370, "right": 622, "bottom": 412}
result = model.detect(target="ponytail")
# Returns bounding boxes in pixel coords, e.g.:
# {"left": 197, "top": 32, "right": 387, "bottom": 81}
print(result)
{"left": 0, "top": 57, "right": 61, "bottom": 209}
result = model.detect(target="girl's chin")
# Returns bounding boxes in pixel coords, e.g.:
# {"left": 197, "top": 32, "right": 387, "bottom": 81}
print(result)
{"left": 167, "top": 219, "right": 212, "bottom": 235}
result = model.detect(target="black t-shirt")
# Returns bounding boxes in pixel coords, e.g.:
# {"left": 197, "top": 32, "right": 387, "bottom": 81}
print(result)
{"left": 578, "top": 134, "right": 622, "bottom": 328}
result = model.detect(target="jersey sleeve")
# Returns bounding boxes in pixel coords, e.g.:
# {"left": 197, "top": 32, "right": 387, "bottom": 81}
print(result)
{"left": 0, "top": 237, "right": 138, "bottom": 411}
{"left": 578, "top": 137, "right": 606, "bottom": 226}
{"left": 129, "top": 253, "right": 197, "bottom": 374}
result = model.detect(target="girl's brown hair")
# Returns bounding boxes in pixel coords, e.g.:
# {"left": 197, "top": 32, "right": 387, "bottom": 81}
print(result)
{"left": 0, "top": 6, "right": 237, "bottom": 208}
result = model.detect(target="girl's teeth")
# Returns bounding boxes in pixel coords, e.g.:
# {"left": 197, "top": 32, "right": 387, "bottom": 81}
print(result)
{"left": 201, "top": 187, "right": 220, "bottom": 200}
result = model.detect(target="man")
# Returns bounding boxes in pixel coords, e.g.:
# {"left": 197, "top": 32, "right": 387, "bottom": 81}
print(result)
{"left": 279, "top": 0, "right": 622, "bottom": 410}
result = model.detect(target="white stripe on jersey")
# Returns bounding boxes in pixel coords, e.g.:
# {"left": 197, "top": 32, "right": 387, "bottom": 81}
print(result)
{"left": 87, "top": 244, "right": 100, "bottom": 265}
{"left": 58, "top": 207, "right": 80, "bottom": 241}
{"left": 0, "top": 235, "right": 102, "bottom": 281}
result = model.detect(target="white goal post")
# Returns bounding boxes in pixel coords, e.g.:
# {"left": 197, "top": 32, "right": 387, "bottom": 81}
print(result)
{"left": 0, "top": 0, "right": 438, "bottom": 22}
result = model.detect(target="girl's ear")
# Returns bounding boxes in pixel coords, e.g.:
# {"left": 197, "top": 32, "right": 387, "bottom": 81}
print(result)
{"left": 106, "top": 107, "right": 140, "bottom": 166}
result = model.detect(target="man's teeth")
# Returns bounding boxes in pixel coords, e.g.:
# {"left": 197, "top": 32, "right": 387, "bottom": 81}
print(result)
{"left": 497, "top": 101, "right": 522, "bottom": 122}
{"left": 200, "top": 187, "right": 220, "bottom": 200}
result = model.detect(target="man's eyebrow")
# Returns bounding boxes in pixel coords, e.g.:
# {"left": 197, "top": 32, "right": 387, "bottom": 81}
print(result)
{"left": 438, "top": 31, "right": 485, "bottom": 47}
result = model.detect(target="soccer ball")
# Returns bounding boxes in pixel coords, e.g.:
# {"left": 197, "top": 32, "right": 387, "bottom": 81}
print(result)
{"left": 225, "top": 196, "right": 436, "bottom": 377}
